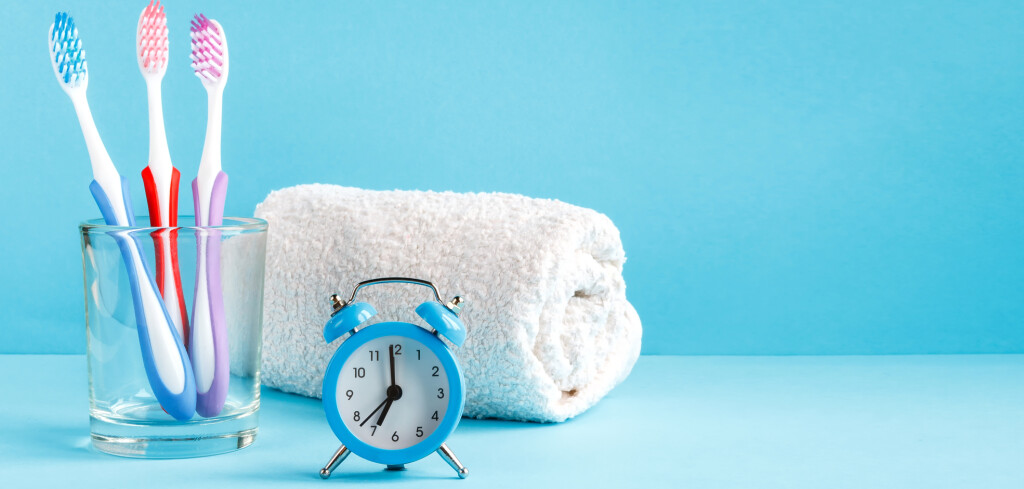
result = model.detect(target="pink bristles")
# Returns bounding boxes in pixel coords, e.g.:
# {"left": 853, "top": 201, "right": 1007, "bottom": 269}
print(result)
{"left": 190, "top": 13, "right": 224, "bottom": 82}
{"left": 137, "top": 0, "right": 168, "bottom": 72}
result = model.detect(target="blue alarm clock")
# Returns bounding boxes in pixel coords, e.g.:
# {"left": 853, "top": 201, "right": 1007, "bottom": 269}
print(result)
{"left": 318, "top": 278, "right": 469, "bottom": 479}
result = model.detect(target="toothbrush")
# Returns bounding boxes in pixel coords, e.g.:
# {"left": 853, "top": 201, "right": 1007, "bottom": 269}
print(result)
{"left": 137, "top": 1, "right": 189, "bottom": 351}
{"left": 49, "top": 12, "right": 196, "bottom": 420}
{"left": 189, "top": 13, "right": 230, "bottom": 417}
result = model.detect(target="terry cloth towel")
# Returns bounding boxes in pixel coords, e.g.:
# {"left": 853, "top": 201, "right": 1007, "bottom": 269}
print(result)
{"left": 244, "top": 184, "right": 641, "bottom": 422}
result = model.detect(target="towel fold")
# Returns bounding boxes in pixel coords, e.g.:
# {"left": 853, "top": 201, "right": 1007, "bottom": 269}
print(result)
{"left": 242, "top": 184, "right": 641, "bottom": 422}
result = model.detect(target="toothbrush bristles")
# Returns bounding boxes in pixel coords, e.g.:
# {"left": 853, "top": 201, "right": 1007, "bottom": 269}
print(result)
{"left": 138, "top": 0, "right": 168, "bottom": 72}
{"left": 190, "top": 13, "right": 224, "bottom": 83}
{"left": 49, "top": 12, "right": 87, "bottom": 87}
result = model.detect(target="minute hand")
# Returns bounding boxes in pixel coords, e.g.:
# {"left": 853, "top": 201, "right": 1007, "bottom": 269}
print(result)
{"left": 388, "top": 345, "right": 396, "bottom": 387}
{"left": 378, "top": 345, "right": 398, "bottom": 426}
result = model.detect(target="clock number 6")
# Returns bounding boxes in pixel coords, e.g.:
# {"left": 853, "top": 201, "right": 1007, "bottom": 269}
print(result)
{"left": 392, "top": 431, "right": 399, "bottom": 442}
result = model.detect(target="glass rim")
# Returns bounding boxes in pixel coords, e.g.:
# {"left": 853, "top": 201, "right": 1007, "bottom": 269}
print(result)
{"left": 79, "top": 215, "right": 268, "bottom": 233}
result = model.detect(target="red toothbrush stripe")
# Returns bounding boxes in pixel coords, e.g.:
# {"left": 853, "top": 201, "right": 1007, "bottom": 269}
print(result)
{"left": 141, "top": 166, "right": 190, "bottom": 350}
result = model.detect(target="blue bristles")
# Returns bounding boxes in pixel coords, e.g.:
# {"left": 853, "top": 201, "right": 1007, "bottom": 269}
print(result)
{"left": 50, "top": 12, "right": 87, "bottom": 87}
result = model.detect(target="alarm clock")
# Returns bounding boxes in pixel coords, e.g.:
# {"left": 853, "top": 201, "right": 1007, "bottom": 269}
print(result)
{"left": 318, "top": 278, "right": 469, "bottom": 479}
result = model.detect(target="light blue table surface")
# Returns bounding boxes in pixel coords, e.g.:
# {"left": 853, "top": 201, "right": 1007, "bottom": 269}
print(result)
{"left": 1, "top": 355, "right": 1022, "bottom": 488}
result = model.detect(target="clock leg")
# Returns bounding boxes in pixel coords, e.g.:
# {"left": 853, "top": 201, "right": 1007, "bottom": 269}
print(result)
{"left": 319, "top": 444, "right": 351, "bottom": 479}
{"left": 436, "top": 443, "right": 468, "bottom": 479}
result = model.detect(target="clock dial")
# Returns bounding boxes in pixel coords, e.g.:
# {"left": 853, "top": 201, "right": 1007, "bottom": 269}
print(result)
{"left": 333, "top": 335, "right": 450, "bottom": 449}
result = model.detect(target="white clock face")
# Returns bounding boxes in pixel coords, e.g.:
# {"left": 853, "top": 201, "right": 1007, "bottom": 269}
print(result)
{"left": 334, "top": 335, "right": 451, "bottom": 449}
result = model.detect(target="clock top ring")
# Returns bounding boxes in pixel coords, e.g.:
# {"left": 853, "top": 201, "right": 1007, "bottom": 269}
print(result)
{"left": 326, "top": 277, "right": 466, "bottom": 346}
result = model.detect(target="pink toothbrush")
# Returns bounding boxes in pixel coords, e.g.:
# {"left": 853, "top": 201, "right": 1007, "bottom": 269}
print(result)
{"left": 189, "top": 13, "right": 230, "bottom": 417}
{"left": 138, "top": 1, "right": 190, "bottom": 351}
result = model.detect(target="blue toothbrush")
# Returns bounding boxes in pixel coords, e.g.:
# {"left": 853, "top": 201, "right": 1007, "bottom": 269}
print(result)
{"left": 49, "top": 12, "right": 196, "bottom": 420}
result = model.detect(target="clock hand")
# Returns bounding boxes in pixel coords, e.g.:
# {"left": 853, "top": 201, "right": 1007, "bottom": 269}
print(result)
{"left": 376, "top": 397, "right": 394, "bottom": 426}
{"left": 375, "top": 347, "right": 403, "bottom": 428}
{"left": 360, "top": 397, "right": 390, "bottom": 427}
{"left": 388, "top": 344, "right": 396, "bottom": 387}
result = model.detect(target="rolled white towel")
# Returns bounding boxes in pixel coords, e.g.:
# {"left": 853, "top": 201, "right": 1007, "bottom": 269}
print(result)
{"left": 244, "top": 184, "right": 641, "bottom": 422}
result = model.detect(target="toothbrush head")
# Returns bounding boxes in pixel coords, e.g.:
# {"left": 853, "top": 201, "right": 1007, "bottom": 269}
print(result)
{"left": 48, "top": 12, "right": 88, "bottom": 92}
{"left": 190, "top": 14, "right": 228, "bottom": 87}
{"left": 137, "top": 1, "right": 168, "bottom": 77}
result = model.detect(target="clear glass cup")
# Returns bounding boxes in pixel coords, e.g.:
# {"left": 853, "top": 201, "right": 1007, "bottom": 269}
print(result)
{"left": 80, "top": 216, "right": 268, "bottom": 458}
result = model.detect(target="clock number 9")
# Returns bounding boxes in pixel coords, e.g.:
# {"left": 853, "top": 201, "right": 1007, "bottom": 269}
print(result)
{"left": 345, "top": 390, "right": 353, "bottom": 400}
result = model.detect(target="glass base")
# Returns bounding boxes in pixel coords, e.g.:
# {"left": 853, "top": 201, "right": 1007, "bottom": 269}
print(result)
{"left": 90, "top": 405, "right": 259, "bottom": 459}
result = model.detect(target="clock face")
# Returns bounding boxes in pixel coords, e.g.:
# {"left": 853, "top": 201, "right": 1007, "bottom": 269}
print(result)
{"left": 332, "top": 335, "right": 451, "bottom": 450}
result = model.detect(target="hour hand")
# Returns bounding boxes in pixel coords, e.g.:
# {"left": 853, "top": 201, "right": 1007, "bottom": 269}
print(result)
{"left": 376, "top": 398, "right": 394, "bottom": 426}
{"left": 360, "top": 397, "right": 390, "bottom": 427}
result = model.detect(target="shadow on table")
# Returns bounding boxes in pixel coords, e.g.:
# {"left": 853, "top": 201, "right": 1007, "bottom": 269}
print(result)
{"left": 225, "top": 465, "right": 460, "bottom": 484}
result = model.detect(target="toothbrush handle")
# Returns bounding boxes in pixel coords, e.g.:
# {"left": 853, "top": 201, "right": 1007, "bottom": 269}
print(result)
{"left": 141, "top": 166, "right": 190, "bottom": 350}
{"left": 191, "top": 171, "right": 230, "bottom": 417}
{"left": 89, "top": 177, "right": 197, "bottom": 421}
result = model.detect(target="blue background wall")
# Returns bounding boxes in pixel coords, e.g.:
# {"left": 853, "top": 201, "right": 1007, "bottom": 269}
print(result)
{"left": 1, "top": 1, "right": 1022, "bottom": 355}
